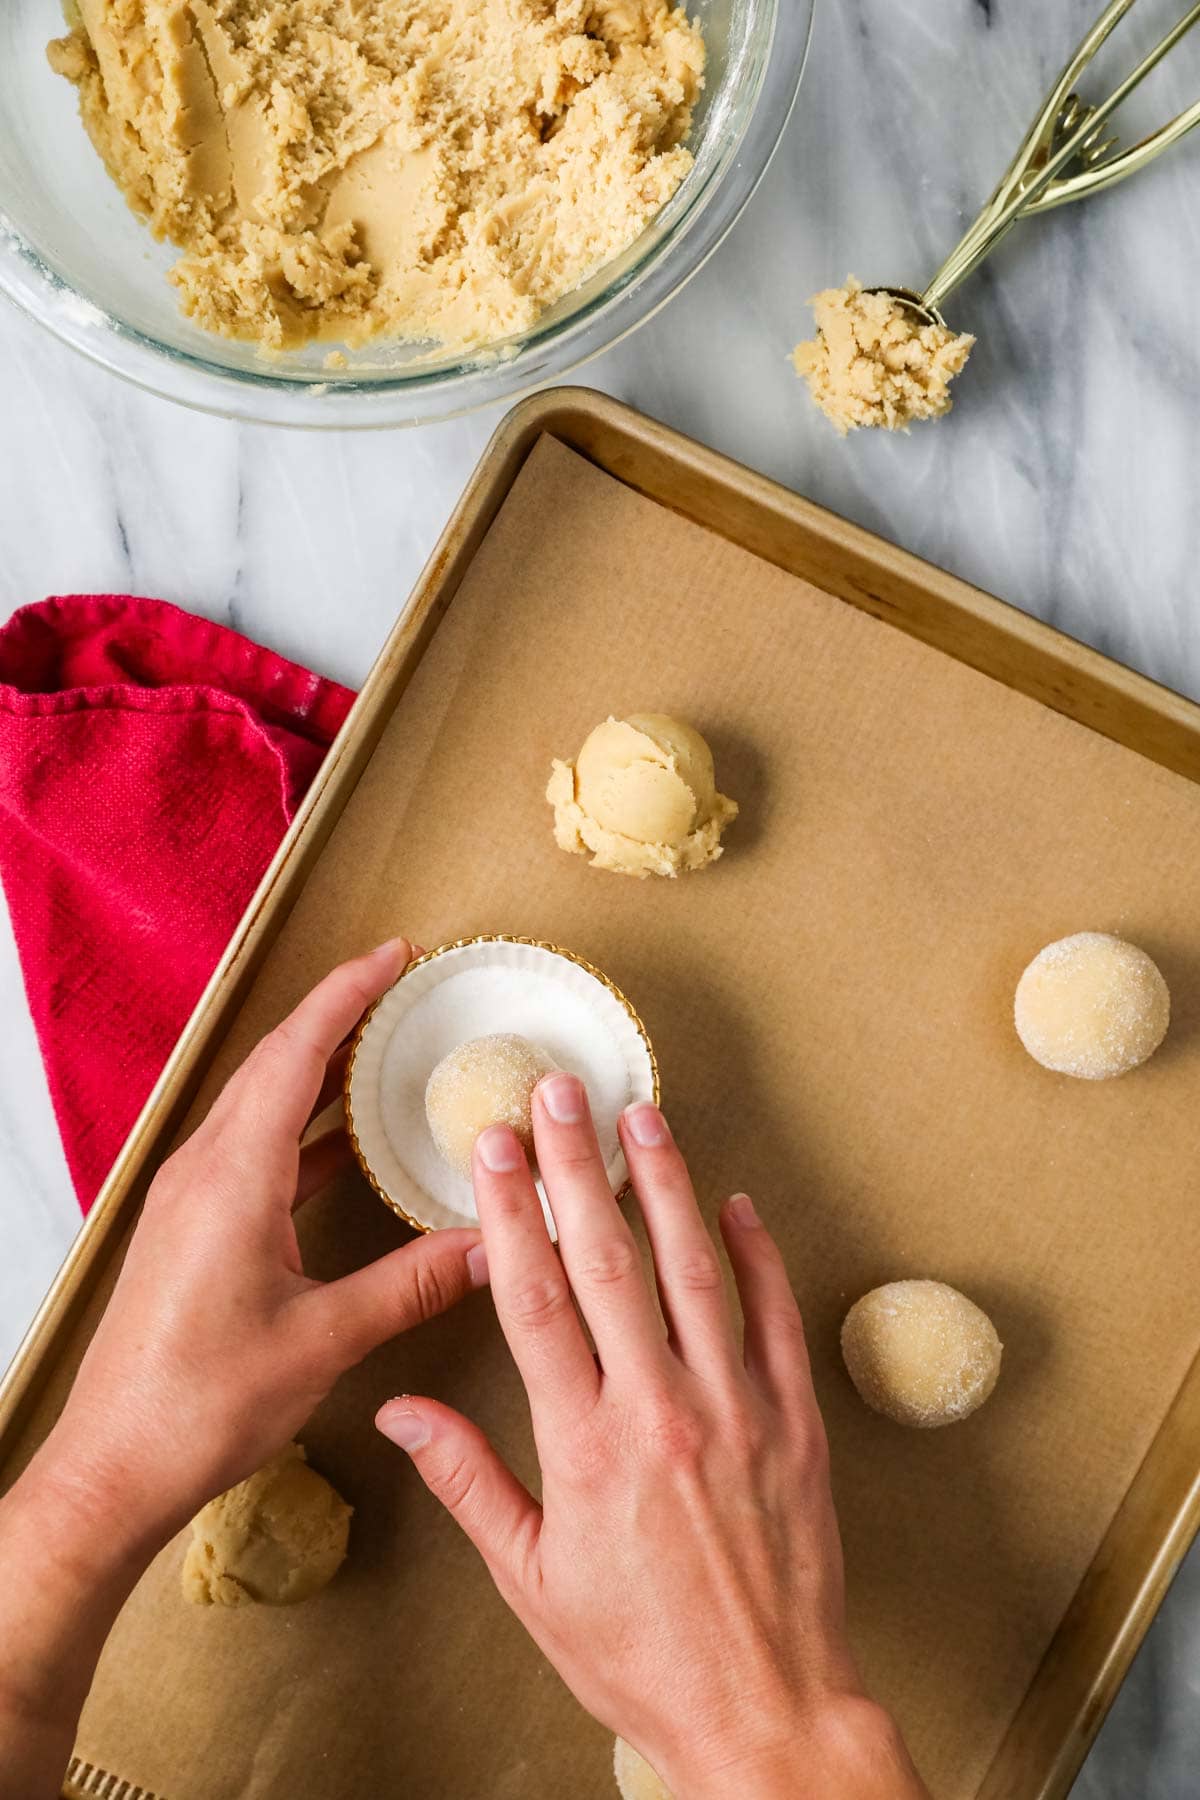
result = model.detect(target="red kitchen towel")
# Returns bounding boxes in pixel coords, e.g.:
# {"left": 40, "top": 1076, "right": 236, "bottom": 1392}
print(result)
{"left": 0, "top": 595, "right": 355, "bottom": 1212}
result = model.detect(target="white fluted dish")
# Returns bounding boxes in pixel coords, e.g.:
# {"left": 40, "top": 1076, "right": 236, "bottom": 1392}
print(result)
{"left": 345, "top": 937, "right": 659, "bottom": 1235}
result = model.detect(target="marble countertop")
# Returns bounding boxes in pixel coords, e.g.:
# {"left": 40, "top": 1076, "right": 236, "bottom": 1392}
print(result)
{"left": 2, "top": 0, "right": 1198, "bottom": 1792}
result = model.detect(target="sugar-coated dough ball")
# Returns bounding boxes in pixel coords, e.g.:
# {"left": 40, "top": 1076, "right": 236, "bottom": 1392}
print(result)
{"left": 425, "top": 1033, "right": 556, "bottom": 1178}
{"left": 1014, "top": 932, "right": 1169, "bottom": 1080}
{"left": 614, "top": 1738, "right": 673, "bottom": 1800}
{"left": 181, "top": 1443, "right": 351, "bottom": 1607}
{"left": 841, "top": 1280, "right": 1002, "bottom": 1429}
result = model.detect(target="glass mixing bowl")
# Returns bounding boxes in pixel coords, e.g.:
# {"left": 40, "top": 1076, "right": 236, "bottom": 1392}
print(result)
{"left": 0, "top": 0, "right": 813, "bottom": 427}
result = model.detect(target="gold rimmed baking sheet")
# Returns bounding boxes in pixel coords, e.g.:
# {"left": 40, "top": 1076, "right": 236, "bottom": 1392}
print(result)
{"left": 3, "top": 389, "right": 1200, "bottom": 1800}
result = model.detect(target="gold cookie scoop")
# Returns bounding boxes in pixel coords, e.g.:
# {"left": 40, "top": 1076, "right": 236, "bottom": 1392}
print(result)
{"left": 797, "top": 0, "right": 1200, "bottom": 432}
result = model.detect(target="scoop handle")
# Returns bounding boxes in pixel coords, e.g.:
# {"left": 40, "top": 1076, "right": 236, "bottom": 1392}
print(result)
{"left": 920, "top": 0, "right": 1200, "bottom": 315}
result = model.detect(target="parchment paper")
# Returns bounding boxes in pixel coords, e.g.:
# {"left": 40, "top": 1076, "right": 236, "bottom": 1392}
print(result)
{"left": 65, "top": 437, "right": 1200, "bottom": 1798}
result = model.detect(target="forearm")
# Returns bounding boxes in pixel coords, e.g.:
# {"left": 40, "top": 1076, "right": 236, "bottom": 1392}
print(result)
{"left": 667, "top": 1695, "right": 931, "bottom": 1800}
{"left": 0, "top": 1437, "right": 169, "bottom": 1796}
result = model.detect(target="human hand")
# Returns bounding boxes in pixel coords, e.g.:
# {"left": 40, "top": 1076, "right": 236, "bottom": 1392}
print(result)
{"left": 377, "top": 1078, "right": 928, "bottom": 1799}
{"left": 41, "top": 938, "right": 487, "bottom": 1563}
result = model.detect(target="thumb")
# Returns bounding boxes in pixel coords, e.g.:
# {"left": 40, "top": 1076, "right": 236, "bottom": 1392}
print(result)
{"left": 376, "top": 1397, "right": 541, "bottom": 1592}
{"left": 314, "top": 1228, "right": 488, "bottom": 1366}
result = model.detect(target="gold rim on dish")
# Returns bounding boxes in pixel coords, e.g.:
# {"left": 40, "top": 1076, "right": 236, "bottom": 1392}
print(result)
{"left": 343, "top": 933, "right": 661, "bottom": 1232}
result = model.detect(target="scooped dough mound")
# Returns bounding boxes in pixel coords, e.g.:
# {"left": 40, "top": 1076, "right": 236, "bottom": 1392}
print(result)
{"left": 47, "top": 0, "right": 705, "bottom": 354}
{"left": 614, "top": 1738, "right": 673, "bottom": 1800}
{"left": 792, "top": 276, "right": 974, "bottom": 434}
{"left": 841, "top": 1280, "right": 1002, "bottom": 1429}
{"left": 548, "top": 713, "right": 738, "bottom": 878}
{"left": 425, "top": 1033, "right": 556, "bottom": 1178}
{"left": 1014, "top": 932, "right": 1169, "bottom": 1080}
{"left": 182, "top": 1443, "right": 351, "bottom": 1606}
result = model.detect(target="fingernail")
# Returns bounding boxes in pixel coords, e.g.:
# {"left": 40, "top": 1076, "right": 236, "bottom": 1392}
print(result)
{"left": 539, "top": 1073, "right": 585, "bottom": 1124}
{"left": 624, "top": 1103, "right": 670, "bottom": 1148}
{"left": 476, "top": 1125, "right": 525, "bottom": 1173}
{"left": 726, "top": 1193, "right": 760, "bottom": 1228}
{"left": 377, "top": 1401, "right": 431, "bottom": 1453}
{"left": 466, "top": 1243, "right": 490, "bottom": 1288}
{"left": 375, "top": 936, "right": 410, "bottom": 960}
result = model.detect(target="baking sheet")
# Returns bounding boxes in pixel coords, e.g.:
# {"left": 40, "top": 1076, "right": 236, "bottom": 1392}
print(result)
{"left": 15, "top": 427, "right": 1200, "bottom": 1798}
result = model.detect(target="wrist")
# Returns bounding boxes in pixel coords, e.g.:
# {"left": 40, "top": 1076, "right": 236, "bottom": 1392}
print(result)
{"left": 804, "top": 1695, "right": 928, "bottom": 1799}
{"left": 15, "top": 1428, "right": 180, "bottom": 1584}
{"left": 665, "top": 1693, "right": 927, "bottom": 1800}
{"left": 0, "top": 1434, "right": 174, "bottom": 1778}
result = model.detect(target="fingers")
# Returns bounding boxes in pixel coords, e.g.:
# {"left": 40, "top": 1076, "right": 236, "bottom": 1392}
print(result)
{"left": 472, "top": 1125, "right": 601, "bottom": 1425}
{"left": 618, "top": 1104, "right": 736, "bottom": 1380}
{"left": 221, "top": 939, "right": 414, "bottom": 1145}
{"left": 376, "top": 1397, "right": 541, "bottom": 1594}
{"left": 719, "top": 1195, "right": 815, "bottom": 1416}
{"left": 293, "top": 1126, "right": 353, "bottom": 1209}
{"left": 532, "top": 1077, "right": 666, "bottom": 1378}
{"left": 311, "top": 1226, "right": 488, "bottom": 1368}
{"left": 307, "top": 1042, "right": 352, "bottom": 1127}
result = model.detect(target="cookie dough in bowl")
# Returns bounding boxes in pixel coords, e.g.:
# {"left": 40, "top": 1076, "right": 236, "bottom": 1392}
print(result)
{"left": 48, "top": 0, "right": 705, "bottom": 355}
{"left": 4, "top": 0, "right": 814, "bottom": 422}
{"left": 345, "top": 936, "right": 659, "bottom": 1235}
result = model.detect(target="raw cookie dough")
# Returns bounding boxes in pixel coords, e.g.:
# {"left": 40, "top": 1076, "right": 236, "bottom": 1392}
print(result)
{"left": 47, "top": 0, "right": 705, "bottom": 353}
{"left": 425, "top": 1033, "right": 556, "bottom": 1178}
{"left": 182, "top": 1443, "right": 351, "bottom": 1606}
{"left": 548, "top": 713, "right": 738, "bottom": 878}
{"left": 614, "top": 1737, "right": 673, "bottom": 1800}
{"left": 1014, "top": 931, "right": 1170, "bottom": 1079}
{"left": 792, "top": 276, "right": 974, "bottom": 434}
{"left": 841, "top": 1280, "right": 1002, "bottom": 1429}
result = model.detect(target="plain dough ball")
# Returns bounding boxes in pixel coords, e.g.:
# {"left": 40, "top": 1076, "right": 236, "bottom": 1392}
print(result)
{"left": 547, "top": 713, "right": 738, "bottom": 878}
{"left": 425, "top": 1033, "right": 556, "bottom": 1178}
{"left": 579, "top": 714, "right": 719, "bottom": 843}
{"left": 614, "top": 1738, "right": 673, "bottom": 1800}
{"left": 182, "top": 1444, "right": 351, "bottom": 1607}
{"left": 1014, "top": 932, "right": 1169, "bottom": 1079}
{"left": 841, "top": 1280, "right": 1002, "bottom": 1429}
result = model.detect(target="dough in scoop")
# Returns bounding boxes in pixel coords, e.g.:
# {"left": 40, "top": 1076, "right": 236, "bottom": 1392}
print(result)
{"left": 182, "top": 1443, "right": 351, "bottom": 1607}
{"left": 425, "top": 1033, "right": 557, "bottom": 1178}
{"left": 614, "top": 1738, "right": 673, "bottom": 1799}
{"left": 1014, "top": 931, "right": 1169, "bottom": 1079}
{"left": 792, "top": 277, "right": 974, "bottom": 434}
{"left": 841, "top": 1280, "right": 1002, "bottom": 1429}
